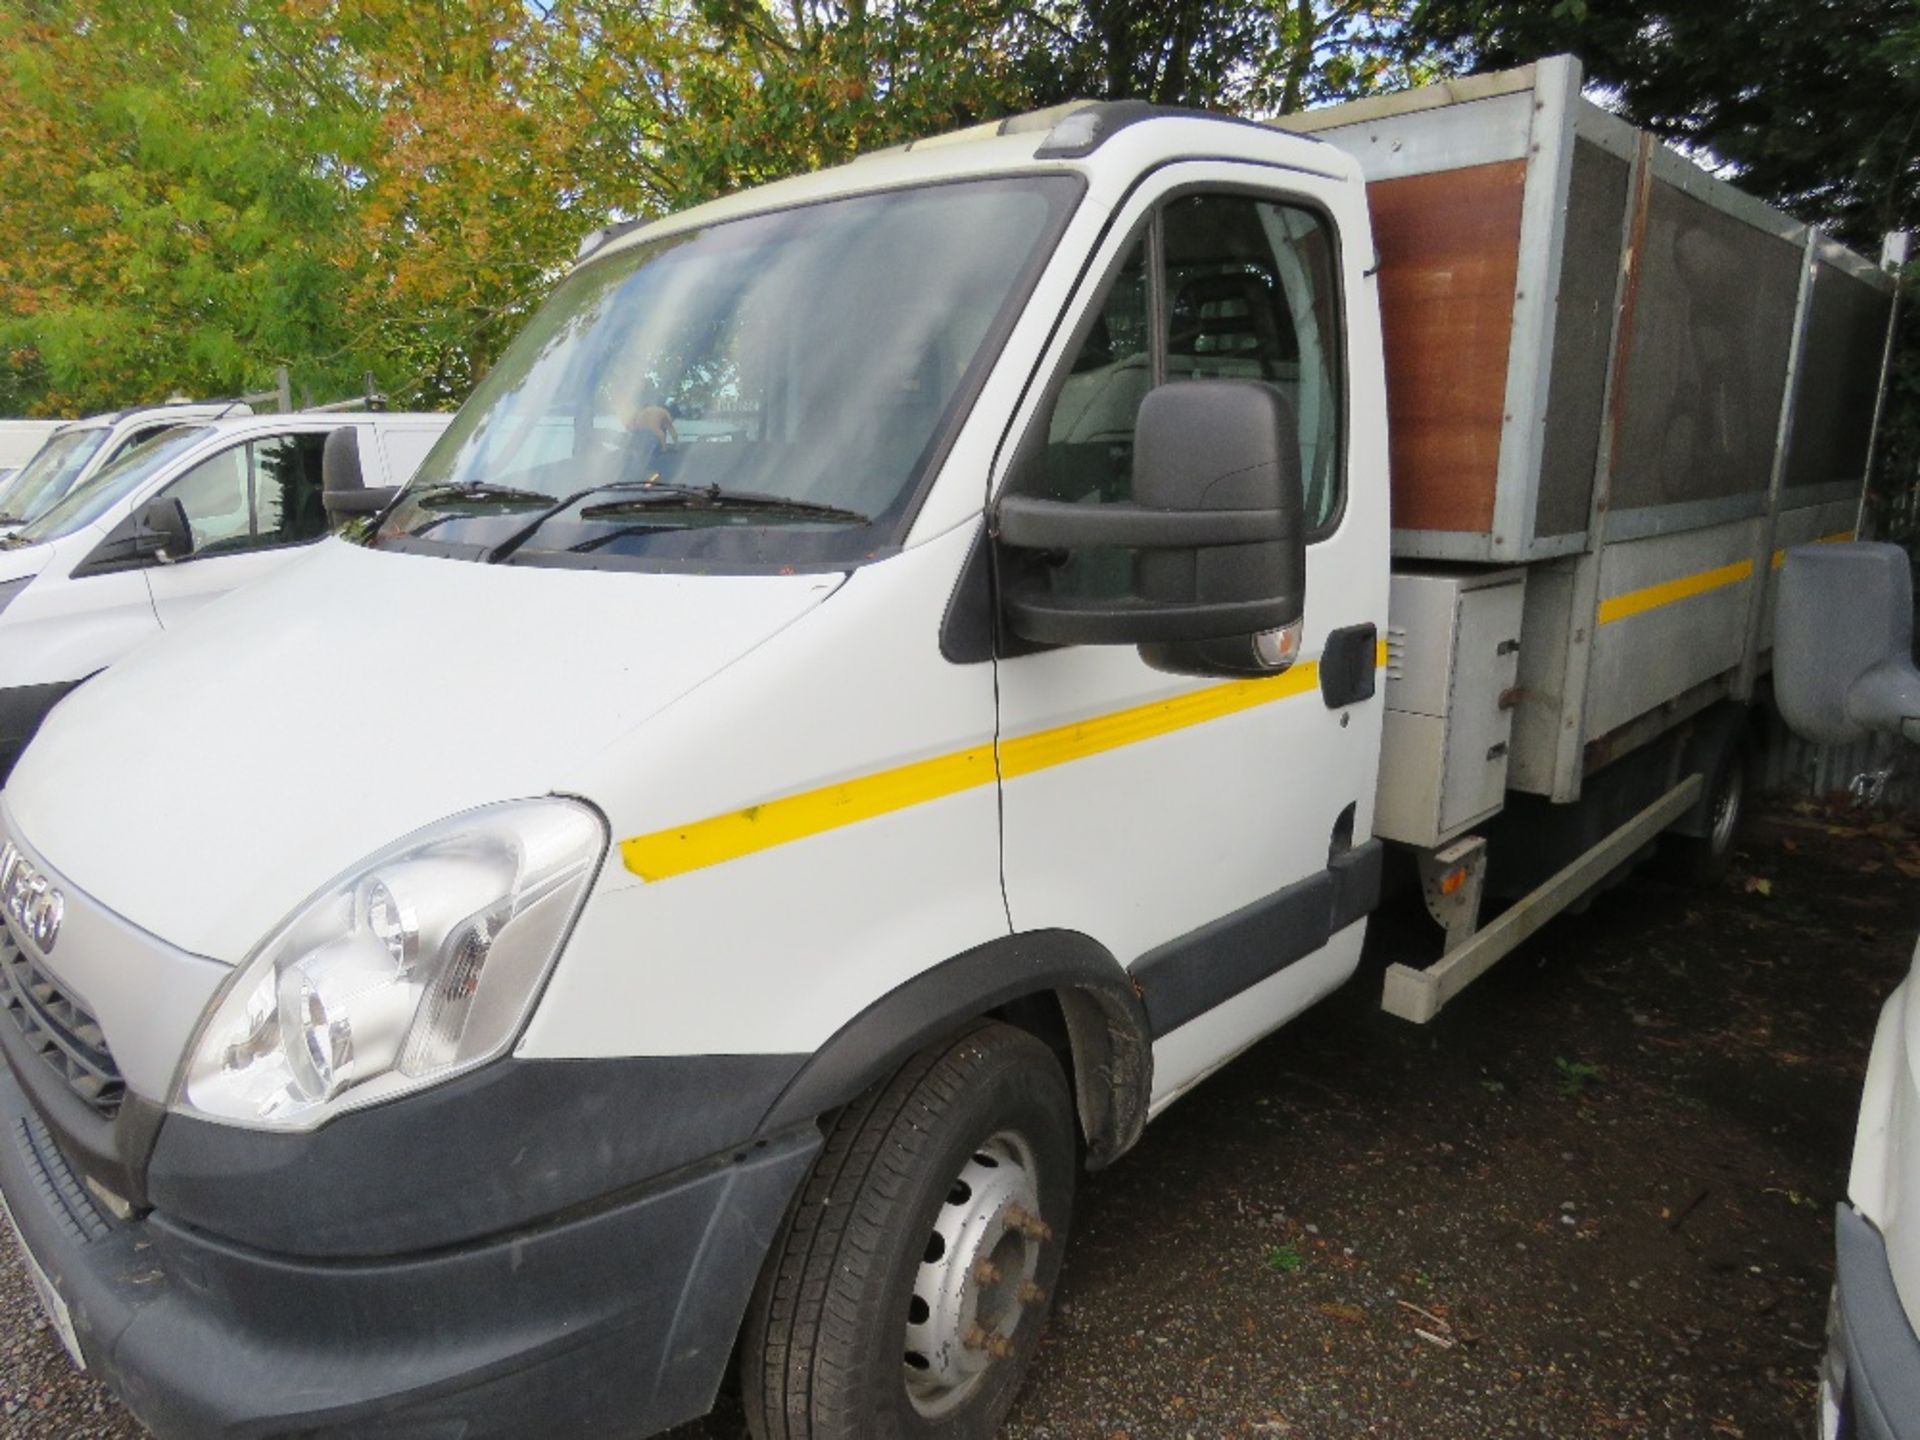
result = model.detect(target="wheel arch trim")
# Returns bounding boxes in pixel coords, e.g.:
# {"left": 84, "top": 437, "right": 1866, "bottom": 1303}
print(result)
{"left": 756, "top": 929, "right": 1153, "bottom": 1166}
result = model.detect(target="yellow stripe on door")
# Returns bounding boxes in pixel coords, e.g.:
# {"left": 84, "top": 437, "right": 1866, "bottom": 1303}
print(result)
{"left": 621, "top": 644, "right": 1385, "bottom": 883}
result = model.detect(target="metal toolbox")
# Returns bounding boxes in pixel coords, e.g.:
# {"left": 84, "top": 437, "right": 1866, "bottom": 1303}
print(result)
{"left": 1376, "top": 570, "right": 1527, "bottom": 848}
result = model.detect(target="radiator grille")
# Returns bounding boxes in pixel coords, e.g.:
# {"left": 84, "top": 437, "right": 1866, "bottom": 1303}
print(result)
{"left": 0, "top": 930, "right": 123, "bottom": 1119}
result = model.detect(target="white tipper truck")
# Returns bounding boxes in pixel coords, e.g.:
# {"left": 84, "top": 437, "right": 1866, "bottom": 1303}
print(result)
{"left": 0, "top": 57, "right": 1897, "bottom": 1440}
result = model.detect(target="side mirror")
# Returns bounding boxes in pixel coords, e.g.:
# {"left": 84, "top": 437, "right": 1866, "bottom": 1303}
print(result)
{"left": 995, "top": 380, "right": 1307, "bottom": 677}
{"left": 1775, "top": 542, "right": 1920, "bottom": 743}
{"left": 321, "top": 427, "right": 397, "bottom": 518}
{"left": 132, "top": 497, "right": 193, "bottom": 564}
{"left": 70, "top": 496, "right": 194, "bottom": 577}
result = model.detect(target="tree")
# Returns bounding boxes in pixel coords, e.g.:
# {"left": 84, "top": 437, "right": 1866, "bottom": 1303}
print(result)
{"left": 0, "top": 1, "right": 361, "bottom": 412}
{"left": 0, "top": 0, "right": 1427, "bottom": 417}
{"left": 1012, "top": 0, "right": 1429, "bottom": 114}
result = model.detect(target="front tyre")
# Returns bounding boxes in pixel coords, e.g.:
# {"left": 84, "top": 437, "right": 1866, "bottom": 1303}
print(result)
{"left": 742, "top": 1022, "right": 1076, "bottom": 1440}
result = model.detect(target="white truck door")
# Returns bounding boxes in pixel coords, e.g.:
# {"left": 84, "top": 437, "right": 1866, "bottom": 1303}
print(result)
{"left": 146, "top": 431, "right": 331, "bottom": 629}
{"left": 991, "top": 163, "right": 1389, "bottom": 1109}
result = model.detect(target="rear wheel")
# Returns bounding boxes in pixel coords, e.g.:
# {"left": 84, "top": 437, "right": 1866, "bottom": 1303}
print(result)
{"left": 1662, "top": 733, "right": 1749, "bottom": 885}
{"left": 742, "top": 1022, "right": 1076, "bottom": 1440}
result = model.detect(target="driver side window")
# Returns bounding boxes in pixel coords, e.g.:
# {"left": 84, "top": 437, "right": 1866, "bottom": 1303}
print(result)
{"left": 163, "top": 446, "right": 251, "bottom": 554}
{"left": 159, "top": 432, "right": 332, "bottom": 556}
{"left": 1033, "top": 190, "right": 1344, "bottom": 533}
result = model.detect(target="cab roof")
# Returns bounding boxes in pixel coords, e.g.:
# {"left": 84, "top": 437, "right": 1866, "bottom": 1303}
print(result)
{"left": 580, "top": 103, "right": 1353, "bottom": 270}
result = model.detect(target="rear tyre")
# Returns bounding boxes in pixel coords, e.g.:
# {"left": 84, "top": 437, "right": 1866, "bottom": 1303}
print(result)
{"left": 1661, "top": 734, "right": 1749, "bottom": 886}
{"left": 741, "top": 1022, "right": 1076, "bottom": 1440}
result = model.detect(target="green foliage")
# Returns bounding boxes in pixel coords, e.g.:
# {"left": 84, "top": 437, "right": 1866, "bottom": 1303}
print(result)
{"left": 4, "top": 0, "right": 1905, "bottom": 434}
{"left": 1013, "top": 1, "right": 1435, "bottom": 113}
{"left": 1553, "top": 1057, "right": 1603, "bottom": 1099}
{"left": 1265, "top": 1241, "right": 1305, "bottom": 1272}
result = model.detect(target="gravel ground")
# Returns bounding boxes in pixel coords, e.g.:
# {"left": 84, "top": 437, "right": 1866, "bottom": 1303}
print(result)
{"left": 0, "top": 798, "right": 1912, "bottom": 1438}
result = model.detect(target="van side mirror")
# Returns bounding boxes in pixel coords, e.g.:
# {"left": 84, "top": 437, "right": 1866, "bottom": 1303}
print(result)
{"left": 1775, "top": 542, "right": 1920, "bottom": 743}
{"left": 321, "top": 427, "right": 397, "bottom": 518}
{"left": 995, "top": 381, "right": 1307, "bottom": 678}
{"left": 70, "top": 496, "right": 194, "bottom": 577}
{"left": 132, "top": 497, "right": 193, "bottom": 564}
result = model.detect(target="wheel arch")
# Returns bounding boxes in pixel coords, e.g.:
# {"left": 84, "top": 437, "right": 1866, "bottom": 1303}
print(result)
{"left": 756, "top": 929, "right": 1153, "bottom": 1168}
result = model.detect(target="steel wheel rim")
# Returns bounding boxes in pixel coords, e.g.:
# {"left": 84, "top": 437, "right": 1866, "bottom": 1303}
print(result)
{"left": 902, "top": 1130, "right": 1047, "bottom": 1418}
{"left": 1710, "top": 762, "right": 1744, "bottom": 854}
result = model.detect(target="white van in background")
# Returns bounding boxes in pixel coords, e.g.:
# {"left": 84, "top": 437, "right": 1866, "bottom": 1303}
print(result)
{"left": 0, "top": 402, "right": 251, "bottom": 535}
{"left": 0, "top": 421, "right": 61, "bottom": 486}
{"left": 0, "top": 409, "right": 448, "bottom": 774}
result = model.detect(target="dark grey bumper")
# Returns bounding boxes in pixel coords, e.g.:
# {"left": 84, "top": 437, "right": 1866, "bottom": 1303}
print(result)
{"left": 1832, "top": 1203, "right": 1920, "bottom": 1440}
{"left": 0, "top": 1061, "right": 818, "bottom": 1439}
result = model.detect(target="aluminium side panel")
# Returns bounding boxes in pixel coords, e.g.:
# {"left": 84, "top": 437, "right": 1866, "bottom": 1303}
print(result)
{"left": 1584, "top": 518, "right": 1763, "bottom": 742}
{"left": 1482, "top": 55, "right": 1582, "bottom": 563}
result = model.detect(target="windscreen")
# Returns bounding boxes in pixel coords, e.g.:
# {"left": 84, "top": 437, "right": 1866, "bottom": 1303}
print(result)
{"left": 0, "top": 426, "right": 110, "bottom": 525}
{"left": 375, "top": 175, "right": 1079, "bottom": 570}
{"left": 14, "top": 426, "right": 213, "bottom": 543}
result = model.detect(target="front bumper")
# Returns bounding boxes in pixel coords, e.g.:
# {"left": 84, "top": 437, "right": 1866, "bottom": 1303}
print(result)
{"left": 0, "top": 1060, "right": 818, "bottom": 1439}
{"left": 1823, "top": 1204, "right": 1920, "bottom": 1440}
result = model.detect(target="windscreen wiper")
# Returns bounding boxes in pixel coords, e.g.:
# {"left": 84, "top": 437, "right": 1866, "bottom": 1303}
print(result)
{"left": 578, "top": 489, "right": 870, "bottom": 524}
{"left": 481, "top": 478, "right": 685, "bottom": 563}
{"left": 410, "top": 481, "right": 559, "bottom": 509}
{"left": 485, "top": 480, "right": 869, "bottom": 563}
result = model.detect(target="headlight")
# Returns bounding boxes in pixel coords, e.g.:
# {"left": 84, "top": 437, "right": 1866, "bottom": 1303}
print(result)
{"left": 178, "top": 798, "right": 606, "bottom": 1131}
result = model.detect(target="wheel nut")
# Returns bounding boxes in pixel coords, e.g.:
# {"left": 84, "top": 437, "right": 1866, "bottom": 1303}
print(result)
{"left": 972, "top": 1260, "right": 1002, "bottom": 1285}
{"left": 962, "top": 1324, "right": 1014, "bottom": 1359}
{"left": 1017, "top": 1280, "right": 1047, "bottom": 1305}
{"left": 1005, "top": 1205, "right": 1054, "bottom": 1242}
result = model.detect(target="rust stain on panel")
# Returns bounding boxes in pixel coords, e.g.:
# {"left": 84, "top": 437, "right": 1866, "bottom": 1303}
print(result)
{"left": 1368, "top": 159, "right": 1527, "bottom": 535}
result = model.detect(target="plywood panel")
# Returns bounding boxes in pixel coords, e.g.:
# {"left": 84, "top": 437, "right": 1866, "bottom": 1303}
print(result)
{"left": 1368, "top": 159, "right": 1527, "bottom": 535}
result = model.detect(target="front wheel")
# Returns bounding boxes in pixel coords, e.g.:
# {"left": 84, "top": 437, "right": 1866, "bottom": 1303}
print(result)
{"left": 742, "top": 1022, "right": 1076, "bottom": 1440}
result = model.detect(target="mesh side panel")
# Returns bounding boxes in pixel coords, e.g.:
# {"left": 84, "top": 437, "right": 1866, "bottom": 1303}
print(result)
{"left": 1610, "top": 183, "right": 1802, "bottom": 511}
{"left": 1534, "top": 141, "right": 1632, "bottom": 538}
{"left": 1784, "top": 261, "right": 1893, "bottom": 491}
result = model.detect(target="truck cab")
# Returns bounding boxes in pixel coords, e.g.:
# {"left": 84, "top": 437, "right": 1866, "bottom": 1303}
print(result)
{"left": 0, "top": 105, "right": 1386, "bottom": 1440}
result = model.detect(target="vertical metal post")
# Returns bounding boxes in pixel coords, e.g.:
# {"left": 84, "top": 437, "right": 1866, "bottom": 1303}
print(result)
{"left": 1489, "top": 54, "right": 1581, "bottom": 562}
{"left": 1545, "top": 128, "right": 1654, "bottom": 804}
{"left": 1737, "top": 226, "right": 1819, "bottom": 698}
{"left": 1859, "top": 231, "right": 1911, "bottom": 540}
{"left": 274, "top": 365, "right": 292, "bottom": 415}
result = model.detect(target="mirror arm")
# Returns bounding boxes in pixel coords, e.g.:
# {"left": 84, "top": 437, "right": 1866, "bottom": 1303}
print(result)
{"left": 324, "top": 484, "right": 397, "bottom": 517}
{"left": 997, "top": 493, "right": 1294, "bottom": 550}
